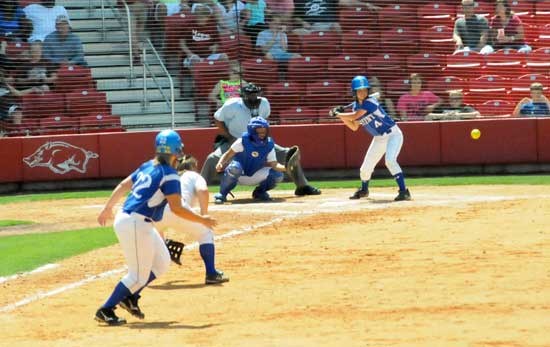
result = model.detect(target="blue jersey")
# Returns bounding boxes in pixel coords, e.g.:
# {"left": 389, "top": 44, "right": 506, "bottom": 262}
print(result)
{"left": 234, "top": 134, "right": 275, "bottom": 176}
{"left": 122, "top": 160, "right": 181, "bottom": 222}
{"left": 353, "top": 96, "right": 396, "bottom": 136}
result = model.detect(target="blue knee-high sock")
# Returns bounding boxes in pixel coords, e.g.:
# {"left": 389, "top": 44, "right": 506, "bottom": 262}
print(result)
{"left": 361, "top": 180, "right": 369, "bottom": 191}
{"left": 132, "top": 271, "right": 156, "bottom": 299}
{"left": 394, "top": 173, "right": 406, "bottom": 191}
{"left": 199, "top": 243, "right": 216, "bottom": 275}
{"left": 102, "top": 281, "right": 131, "bottom": 309}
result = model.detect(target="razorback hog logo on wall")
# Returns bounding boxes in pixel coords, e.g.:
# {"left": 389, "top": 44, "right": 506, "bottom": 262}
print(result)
{"left": 23, "top": 141, "right": 99, "bottom": 175}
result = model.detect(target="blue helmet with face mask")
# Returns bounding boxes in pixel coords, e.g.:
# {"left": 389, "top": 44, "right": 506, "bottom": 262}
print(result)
{"left": 155, "top": 129, "right": 183, "bottom": 156}
{"left": 247, "top": 116, "right": 269, "bottom": 145}
{"left": 351, "top": 75, "right": 369, "bottom": 95}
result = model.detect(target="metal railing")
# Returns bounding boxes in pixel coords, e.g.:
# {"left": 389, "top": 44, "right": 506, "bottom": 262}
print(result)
{"left": 100, "top": 0, "right": 134, "bottom": 82}
{"left": 142, "top": 39, "right": 176, "bottom": 129}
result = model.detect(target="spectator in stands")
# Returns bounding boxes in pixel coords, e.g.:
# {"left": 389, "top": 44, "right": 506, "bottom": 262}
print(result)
{"left": 179, "top": 4, "right": 228, "bottom": 68}
{"left": 150, "top": 0, "right": 191, "bottom": 48}
{"left": 397, "top": 73, "right": 441, "bottom": 121}
{"left": 512, "top": 82, "right": 550, "bottom": 117}
{"left": 213, "top": 0, "right": 248, "bottom": 35}
{"left": 256, "top": 15, "right": 300, "bottom": 62}
{"left": 124, "top": 0, "right": 149, "bottom": 63}
{"left": 454, "top": 0, "right": 493, "bottom": 54}
{"left": 292, "top": 0, "right": 341, "bottom": 36}
{"left": 208, "top": 60, "right": 248, "bottom": 108}
{"left": 23, "top": 0, "right": 69, "bottom": 62}
{"left": 489, "top": 0, "right": 531, "bottom": 53}
{"left": 338, "top": 0, "right": 380, "bottom": 11}
{"left": 244, "top": 0, "right": 268, "bottom": 46}
{"left": 42, "top": 15, "right": 87, "bottom": 67}
{"left": 425, "top": 90, "right": 480, "bottom": 120}
{"left": 0, "top": 1, "right": 26, "bottom": 38}
{"left": 369, "top": 76, "right": 397, "bottom": 119}
{"left": 265, "top": 0, "right": 294, "bottom": 22}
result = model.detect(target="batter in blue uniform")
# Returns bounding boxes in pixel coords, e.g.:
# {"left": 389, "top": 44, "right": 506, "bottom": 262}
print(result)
{"left": 333, "top": 76, "right": 411, "bottom": 201}
{"left": 213, "top": 117, "right": 286, "bottom": 203}
{"left": 95, "top": 130, "right": 216, "bottom": 326}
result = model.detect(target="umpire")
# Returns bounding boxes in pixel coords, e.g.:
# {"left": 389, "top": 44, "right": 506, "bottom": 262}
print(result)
{"left": 200, "top": 83, "right": 321, "bottom": 196}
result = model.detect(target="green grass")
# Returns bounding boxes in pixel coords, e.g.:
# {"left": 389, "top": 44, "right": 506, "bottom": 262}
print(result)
{"left": 0, "top": 176, "right": 549, "bottom": 205}
{"left": 0, "top": 227, "right": 117, "bottom": 277}
{"left": 0, "top": 220, "right": 34, "bottom": 228}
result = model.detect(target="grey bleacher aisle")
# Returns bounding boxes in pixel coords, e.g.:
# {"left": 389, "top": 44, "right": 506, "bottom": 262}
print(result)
{"left": 60, "top": 0, "right": 206, "bottom": 130}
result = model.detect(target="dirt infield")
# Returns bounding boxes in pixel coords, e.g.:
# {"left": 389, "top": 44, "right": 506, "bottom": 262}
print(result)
{"left": 1, "top": 186, "right": 549, "bottom": 347}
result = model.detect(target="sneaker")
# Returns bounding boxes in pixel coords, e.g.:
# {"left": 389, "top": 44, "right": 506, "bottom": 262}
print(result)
{"left": 94, "top": 307, "right": 127, "bottom": 326}
{"left": 394, "top": 188, "right": 411, "bottom": 201}
{"left": 252, "top": 187, "right": 272, "bottom": 201}
{"left": 349, "top": 189, "right": 369, "bottom": 200}
{"left": 214, "top": 193, "right": 226, "bottom": 204}
{"left": 294, "top": 185, "right": 321, "bottom": 196}
{"left": 119, "top": 296, "right": 144, "bottom": 319}
{"left": 205, "top": 270, "right": 230, "bottom": 285}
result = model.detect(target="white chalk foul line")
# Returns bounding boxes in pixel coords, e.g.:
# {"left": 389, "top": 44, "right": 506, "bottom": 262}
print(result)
{"left": 0, "top": 214, "right": 299, "bottom": 313}
{"left": 0, "top": 264, "right": 59, "bottom": 284}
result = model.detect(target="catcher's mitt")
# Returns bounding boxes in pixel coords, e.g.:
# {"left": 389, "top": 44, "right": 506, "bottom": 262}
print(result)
{"left": 329, "top": 106, "right": 345, "bottom": 117}
{"left": 284, "top": 145, "right": 301, "bottom": 173}
{"left": 165, "top": 239, "right": 185, "bottom": 265}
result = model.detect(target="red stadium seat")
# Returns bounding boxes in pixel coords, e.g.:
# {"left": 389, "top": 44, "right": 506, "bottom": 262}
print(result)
{"left": 417, "top": 2, "right": 455, "bottom": 30}
{"left": 465, "top": 75, "right": 510, "bottom": 105}
{"left": 327, "top": 54, "right": 365, "bottom": 84}
{"left": 340, "top": 29, "right": 379, "bottom": 58}
{"left": 536, "top": 24, "right": 550, "bottom": 48}
{"left": 420, "top": 25, "right": 455, "bottom": 55}
{"left": 19, "top": 0, "right": 41, "bottom": 7}
{"left": 278, "top": 107, "right": 319, "bottom": 124}
{"left": 265, "top": 81, "right": 304, "bottom": 118}
{"left": 39, "top": 115, "right": 79, "bottom": 131}
{"left": 191, "top": 60, "right": 230, "bottom": 99}
{"left": 407, "top": 52, "right": 444, "bottom": 80}
{"left": 378, "top": 4, "right": 417, "bottom": 31}
{"left": 55, "top": 65, "right": 95, "bottom": 93}
{"left": 428, "top": 75, "right": 467, "bottom": 97}
{"left": 525, "top": 47, "right": 550, "bottom": 74}
{"left": 444, "top": 51, "right": 484, "bottom": 79}
{"left": 304, "top": 80, "right": 346, "bottom": 110}
{"left": 4, "top": 41, "right": 30, "bottom": 59}
{"left": 241, "top": 57, "right": 279, "bottom": 88}
{"left": 79, "top": 113, "right": 123, "bottom": 133}
{"left": 287, "top": 56, "right": 327, "bottom": 83}
{"left": 379, "top": 26, "right": 419, "bottom": 55}
{"left": 0, "top": 117, "right": 40, "bottom": 136}
{"left": 299, "top": 31, "right": 341, "bottom": 57}
{"left": 339, "top": 5, "right": 377, "bottom": 32}
{"left": 476, "top": 100, "right": 514, "bottom": 118}
{"left": 534, "top": 1, "right": 550, "bottom": 27}
{"left": 66, "top": 90, "right": 110, "bottom": 118}
{"left": 509, "top": 73, "right": 549, "bottom": 99}
{"left": 483, "top": 49, "right": 526, "bottom": 78}
{"left": 367, "top": 53, "right": 406, "bottom": 83}
{"left": 219, "top": 33, "right": 254, "bottom": 61}
{"left": 21, "top": 92, "right": 65, "bottom": 118}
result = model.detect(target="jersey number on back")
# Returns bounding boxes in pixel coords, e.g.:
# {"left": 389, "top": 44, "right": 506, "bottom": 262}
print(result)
{"left": 132, "top": 172, "right": 152, "bottom": 199}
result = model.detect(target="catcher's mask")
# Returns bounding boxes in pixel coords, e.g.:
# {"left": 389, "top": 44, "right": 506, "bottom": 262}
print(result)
{"left": 247, "top": 116, "right": 269, "bottom": 145}
{"left": 242, "top": 83, "right": 262, "bottom": 112}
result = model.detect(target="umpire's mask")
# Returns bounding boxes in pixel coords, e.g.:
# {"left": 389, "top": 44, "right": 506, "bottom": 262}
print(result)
{"left": 242, "top": 83, "right": 262, "bottom": 113}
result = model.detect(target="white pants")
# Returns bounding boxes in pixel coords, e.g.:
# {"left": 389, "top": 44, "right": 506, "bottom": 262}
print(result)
{"left": 155, "top": 204, "right": 214, "bottom": 245}
{"left": 114, "top": 211, "right": 171, "bottom": 293}
{"left": 360, "top": 126, "right": 404, "bottom": 181}
{"left": 238, "top": 166, "right": 271, "bottom": 186}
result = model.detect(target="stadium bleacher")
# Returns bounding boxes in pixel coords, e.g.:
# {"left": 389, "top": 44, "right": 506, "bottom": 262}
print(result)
{"left": 2, "top": 0, "right": 550, "bottom": 138}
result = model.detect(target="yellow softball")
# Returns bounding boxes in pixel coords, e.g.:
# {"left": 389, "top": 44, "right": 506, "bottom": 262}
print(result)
{"left": 471, "top": 128, "right": 481, "bottom": 140}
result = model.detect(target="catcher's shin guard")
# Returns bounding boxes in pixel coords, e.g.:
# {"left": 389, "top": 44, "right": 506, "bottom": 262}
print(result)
{"left": 219, "top": 162, "right": 242, "bottom": 196}
{"left": 258, "top": 169, "right": 284, "bottom": 192}
{"left": 282, "top": 146, "right": 309, "bottom": 187}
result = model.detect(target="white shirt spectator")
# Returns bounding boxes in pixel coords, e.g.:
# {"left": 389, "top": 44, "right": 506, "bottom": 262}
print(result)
{"left": 24, "top": 4, "right": 69, "bottom": 42}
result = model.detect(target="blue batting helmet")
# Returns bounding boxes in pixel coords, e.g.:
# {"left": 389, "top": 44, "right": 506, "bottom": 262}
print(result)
{"left": 155, "top": 129, "right": 183, "bottom": 155}
{"left": 247, "top": 116, "right": 269, "bottom": 144}
{"left": 351, "top": 76, "right": 370, "bottom": 94}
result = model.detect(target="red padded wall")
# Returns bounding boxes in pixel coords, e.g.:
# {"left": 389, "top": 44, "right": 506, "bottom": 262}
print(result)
{"left": 0, "top": 138, "right": 23, "bottom": 183}
{"left": 440, "top": 119, "right": 538, "bottom": 164}
{"left": 99, "top": 131, "right": 157, "bottom": 178}
{"left": 397, "top": 121, "right": 441, "bottom": 166}
{"left": 271, "top": 123, "right": 347, "bottom": 169}
{"left": 537, "top": 118, "right": 550, "bottom": 163}
{"left": 22, "top": 134, "right": 100, "bottom": 181}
